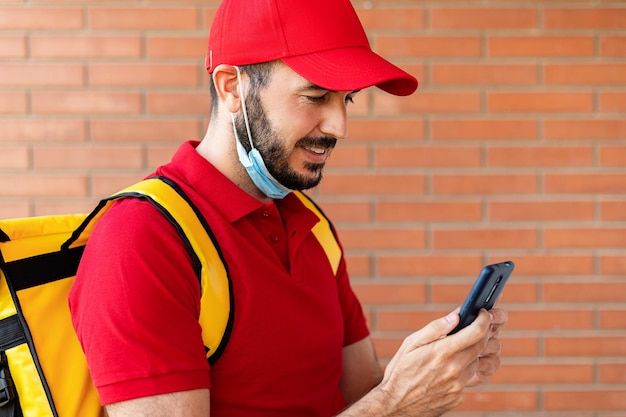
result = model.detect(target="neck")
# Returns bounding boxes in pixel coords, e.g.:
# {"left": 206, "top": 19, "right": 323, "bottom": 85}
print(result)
{"left": 196, "top": 115, "right": 271, "bottom": 202}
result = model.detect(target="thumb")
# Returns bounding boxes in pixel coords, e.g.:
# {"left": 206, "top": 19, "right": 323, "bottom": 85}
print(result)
{"left": 404, "top": 309, "right": 460, "bottom": 351}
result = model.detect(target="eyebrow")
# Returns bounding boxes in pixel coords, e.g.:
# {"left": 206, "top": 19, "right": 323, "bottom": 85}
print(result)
{"left": 298, "top": 83, "right": 361, "bottom": 95}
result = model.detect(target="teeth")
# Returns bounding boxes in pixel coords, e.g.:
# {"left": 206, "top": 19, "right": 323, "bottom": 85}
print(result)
{"left": 305, "top": 146, "right": 325, "bottom": 154}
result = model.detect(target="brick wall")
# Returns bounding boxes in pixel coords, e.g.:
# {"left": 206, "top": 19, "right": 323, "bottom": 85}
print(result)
{"left": 1, "top": 0, "right": 625, "bottom": 415}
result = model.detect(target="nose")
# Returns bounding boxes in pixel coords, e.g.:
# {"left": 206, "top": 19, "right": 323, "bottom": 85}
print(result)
{"left": 319, "top": 93, "right": 348, "bottom": 140}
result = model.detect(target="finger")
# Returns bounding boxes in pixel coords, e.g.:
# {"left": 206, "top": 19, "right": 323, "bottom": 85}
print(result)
{"left": 479, "top": 337, "right": 502, "bottom": 357}
{"left": 403, "top": 310, "right": 461, "bottom": 351}
{"left": 489, "top": 308, "right": 508, "bottom": 326}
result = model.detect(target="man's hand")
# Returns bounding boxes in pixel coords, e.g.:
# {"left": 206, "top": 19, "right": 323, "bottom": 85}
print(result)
{"left": 466, "top": 307, "right": 507, "bottom": 387}
{"left": 339, "top": 307, "right": 507, "bottom": 417}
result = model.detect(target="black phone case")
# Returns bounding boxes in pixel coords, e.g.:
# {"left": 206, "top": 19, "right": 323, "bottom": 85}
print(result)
{"left": 448, "top": 261, "right": 514, "bottom": 335}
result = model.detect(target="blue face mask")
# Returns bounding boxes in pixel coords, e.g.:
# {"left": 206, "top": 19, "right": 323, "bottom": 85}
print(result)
{"left": 231, "top": 67, "right": 291, "bottom": 199}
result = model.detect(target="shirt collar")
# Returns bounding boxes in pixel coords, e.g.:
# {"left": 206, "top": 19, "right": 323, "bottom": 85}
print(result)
{"left": 161, "top": 141, "right": 318, "bottom": 229}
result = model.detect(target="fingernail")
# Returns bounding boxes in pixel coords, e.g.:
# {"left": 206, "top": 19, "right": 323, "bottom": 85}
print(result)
{"left": 446, "top": 311, "right": 457, "bottom": 324}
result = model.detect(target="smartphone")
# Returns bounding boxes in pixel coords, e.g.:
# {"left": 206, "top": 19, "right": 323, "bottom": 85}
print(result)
{"left": 448, "top": 261, "right": 514, "bottom": 335}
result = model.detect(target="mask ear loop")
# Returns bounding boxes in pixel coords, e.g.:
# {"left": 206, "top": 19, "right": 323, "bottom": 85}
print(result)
{"left": 233, "top": 66, "right": 255, "bottom": 151}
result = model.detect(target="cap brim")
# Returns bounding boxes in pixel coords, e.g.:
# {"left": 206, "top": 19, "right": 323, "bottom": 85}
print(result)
{"left": 282, "top": 46, "right": 418, "bottom": 96}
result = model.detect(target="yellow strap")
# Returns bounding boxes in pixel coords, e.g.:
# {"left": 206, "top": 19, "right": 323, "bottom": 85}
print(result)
{"left": 71, "top": 177, "right": 232, "bottom": 362}
{"left": 294, "top": 191, "right": 342, "bottom": 276}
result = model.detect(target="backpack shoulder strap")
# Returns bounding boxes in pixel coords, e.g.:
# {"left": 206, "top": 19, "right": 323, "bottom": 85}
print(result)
{"left": 64, "top": 176, "right": 233, "bottom": 364}
{"left": 293, "top": 191, "right": 342, "bottom": 276}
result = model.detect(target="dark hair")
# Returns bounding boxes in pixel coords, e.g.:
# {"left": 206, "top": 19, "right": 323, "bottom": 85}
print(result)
{"left": 209, "top": 61, "right": 278, "bottom": 114}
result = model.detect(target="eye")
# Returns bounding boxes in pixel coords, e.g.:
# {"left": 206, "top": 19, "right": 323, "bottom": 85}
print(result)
{"left": 345, "top": 90, "right": 360, "bottom": 105}
{"left": 305, "top": 94, "right": 328, "bottom": 103}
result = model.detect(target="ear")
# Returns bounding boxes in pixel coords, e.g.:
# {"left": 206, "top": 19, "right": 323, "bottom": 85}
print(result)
{"left": 212, "top": 64, "right": 244, "bottom": 113}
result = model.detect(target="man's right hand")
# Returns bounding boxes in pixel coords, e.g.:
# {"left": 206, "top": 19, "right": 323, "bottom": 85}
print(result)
{"left": 339, "top": 308, "right": 495, "bottom": 417}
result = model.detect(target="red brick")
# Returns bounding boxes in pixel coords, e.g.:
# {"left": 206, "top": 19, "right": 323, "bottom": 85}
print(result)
{"left": 30, "top": 35, "right": 142, "bottom": 58}
{"left": 430, "top": 8, "right": 537, "bottom": 29}
{"left": 318, "top": 173, "right": 426, "bottom": 196}
{"left": 377, "top": 200, "right": 482, "bottom": 222}
{"left": 327, "top": 146, "right": 369, "bottom": 169}
{"left": 89, "top": 7, "right": 198, "bottom": 30}
{"left": 601, "top": 255, "right": 626, "bottom": 276}
{"left": 33, "top": 201, "right": 99, "bottom": 217}
{"left": 500, "top": 336, "right": 539, "bottom": 357}
{"left": 376, "top": 145, "right": 481, "bottom": 168}
{"left": 507, "top": 309, "right": 594, "bottom": 330}
{"left": 600, "top": 145, "right": 626, "bottom": 167}
{"left": 545, "top": 173, "right": 626, "bottom": 194}
{"left": 377, "top": 36, "right": 481, "bottom": 58}
{"left": 599, "top": 309, "right": 626, "bottom": 330}
{"left": 147, "top": 92, "right": 211, "bottom": 114}
{"left": 433, "top": 228, "right": 537, "bottom": 249}
{"left": 489, "top": 200, "right": 595, "bottom": 222}
{"left": 496, "top": 254, "right": 594, "bottom": 276}
{"left": 545, "top": 227, "right": 626, "bottom": 249}
{"left": 0, "top": 203, "right": 30, "bottom": 218}
{"left": 146, "top": 146, "right": 183, "bottom": 169}
{"left": 314, "top": 200, "right": 371, "bottom": 223}
{"left": 0, "top": 147, "right": 29, "bottom": 170}
{"left": 599, "top": 91, "right": 626, "bottom": 112}
{"left": 599, "top": 363, "right": 626, "bottom": 383}
{"left": 357, "top": 8, "right": 425, "bottom": 30}
{"left": 431, "top": 119, "right": 537, "bottom": 140}
{"left": 90, "top": 119, "right": 201, "bottom": 142}
{"left": 545, "top": 389, "right": 626, "bottom": 411}
{"left": 343, "top": 255, "right": 371, "bottom": 278}
{"left": 601, "top": 201, "right": 626, "bottom": 221}
{"left": 32, "top": 91, "right": 142, "bottom": 114}
{"left": 544, "top": 7, "right": 626, "bottom": 29}
{"left": 545, "top": 63, "right": 626, "bottom": 85}
{"left": 337, "top": 227, "right": 426, "bottom": 250}
{"left": 375, "top": 90, "right": 482, "bottom": 114}
{"left": 433, "top": 174, "right": 537, "bottom": 195}
{"left": 488, "top": 92, "right": 594, "bottom": 113}
{"left": 544, "top": 119, "right": 626, "bottom": 140}
{"left": 600, "top": 35, "right": 626, "bottom": 57}
{"left": 489, "top": 35, "right": 595, "bottom": 57}
{"left": 348, "top": 119, "right": 425, "bottom": 141}
{"left": 0, "top": 7, "right": 82, "bottom": 29}
{"left": 490, "top": 362, "right": 594, "bottom": 384}
{"left": 457, "top": 390, "right": 538, "bottom": 411}
{"left": 0, "top": 36, "right": 26, "bottom": 58}
{"left": 0, "top": 92, "right": 27, "bottom": 114}
{"left": 377, "top": 255, "right": 483, "bottom": 277}
{"left": 432, "top": 63, "right": 538, "bottom": 85}
{"left": 0, "top": 63, "right": 84, "bottom": 87}
{"left": 89, "top": 63, "right": 199, "bottom": 87}
{"left": 33, "top": 146, "right": 144, "bottom": 169}
{"left": 377, "top": 309, "right": 447, "bottom": 332}
{"left": 146, "top": 36, "right": 208, "bottom": 58}
{"left": 0, "top": 175, "right": 87, "bottom": 198}
{"left": 544, "top": 281, "right": 626, "bottom": 303}
{"left": 487, "top": 146, "right": 593, "bottom": 167}
{"left": 432, "top": 281, "right": 536, "bottom": 303}
{"left": 92, "top": 175, "right": 148, "bottom": 198}
{"left": 352, "top": 283, "right": 426, "bottom": 305}
{"left": 0, "top": 120, "right": 86, "bottom": 142}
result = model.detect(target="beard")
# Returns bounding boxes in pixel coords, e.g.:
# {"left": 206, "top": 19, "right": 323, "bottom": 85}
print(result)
{"left": 234, "top": 89, "right": 337, "bottom": 191}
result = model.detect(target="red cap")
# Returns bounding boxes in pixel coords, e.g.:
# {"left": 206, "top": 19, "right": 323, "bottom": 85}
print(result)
{"left": 206, "top": 0, "right": 418, "bottom": 96}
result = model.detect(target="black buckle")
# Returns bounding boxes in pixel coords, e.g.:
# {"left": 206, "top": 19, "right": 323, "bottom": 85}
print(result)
{"left": 0, "top": 354, "right": 14, "bottom": 407}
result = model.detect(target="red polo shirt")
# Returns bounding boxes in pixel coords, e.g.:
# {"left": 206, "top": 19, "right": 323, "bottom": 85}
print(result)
{"left": 69, "top": 141, "right": 369, "bottom": 416}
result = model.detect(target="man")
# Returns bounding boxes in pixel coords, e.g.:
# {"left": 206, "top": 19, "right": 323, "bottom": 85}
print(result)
{"left": 69, "top": 0, "right": 507, "bottom": 416}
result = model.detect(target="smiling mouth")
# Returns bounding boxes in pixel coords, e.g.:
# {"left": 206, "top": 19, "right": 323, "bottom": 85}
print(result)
{"left": 304, "top": 146, "right": 327, "bottom": 154}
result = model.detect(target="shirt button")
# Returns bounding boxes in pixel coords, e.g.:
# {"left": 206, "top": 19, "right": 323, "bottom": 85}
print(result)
{"left": 261, "top": 211, "right": 271, "bottom": 218}
{"left": 269, "top": 233, "right": 280, "bottom": 242}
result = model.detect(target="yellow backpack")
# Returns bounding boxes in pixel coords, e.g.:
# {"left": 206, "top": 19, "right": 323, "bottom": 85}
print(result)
{"left": 0, "top": 176, "right": 340, "bottom": 417}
